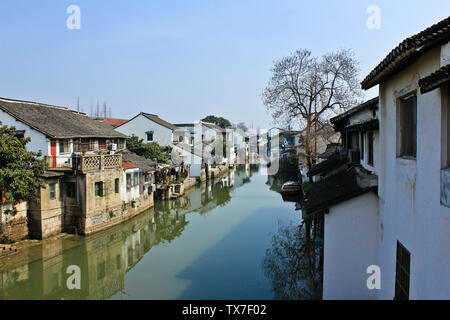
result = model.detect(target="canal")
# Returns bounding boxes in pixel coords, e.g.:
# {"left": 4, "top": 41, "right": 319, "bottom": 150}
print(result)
{"left": 0, "top": 165, "right": 310, "bottom": 300}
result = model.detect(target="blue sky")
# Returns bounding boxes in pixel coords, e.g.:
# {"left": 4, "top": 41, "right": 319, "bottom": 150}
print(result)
{"left": 0, "top": 1, "right": 449, "bottom": 129}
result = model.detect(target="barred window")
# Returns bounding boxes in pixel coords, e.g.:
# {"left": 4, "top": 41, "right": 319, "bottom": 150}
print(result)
{"left": 395, "top": 241, "right": 411, "bottom": 300}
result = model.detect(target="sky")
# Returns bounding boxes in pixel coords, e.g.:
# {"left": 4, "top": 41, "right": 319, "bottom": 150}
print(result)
{"left": 0, "top": 0, "right": 449, "bottom": 129}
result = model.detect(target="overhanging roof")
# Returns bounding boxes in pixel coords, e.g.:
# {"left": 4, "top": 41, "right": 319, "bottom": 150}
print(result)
{"left": 361, "top": 16, "right": 450, "bottom": 90}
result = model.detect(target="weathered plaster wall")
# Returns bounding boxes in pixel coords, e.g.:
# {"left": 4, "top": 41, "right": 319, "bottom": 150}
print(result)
{"left": 378, "top": 45, "right": 450, "bottom": 299}
{"left": 28, "top": 178, "right": 63, "bottom": 239}
{"left": 0, "top": 202, "right": 28, "bottom": 242}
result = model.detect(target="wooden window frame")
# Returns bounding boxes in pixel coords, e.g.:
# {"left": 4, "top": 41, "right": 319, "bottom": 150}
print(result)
{"left": 397, "top": 93, "right": 417, "bottom": 159}
{"left": 49, "top": 183, "right": 56, "bottom": 200}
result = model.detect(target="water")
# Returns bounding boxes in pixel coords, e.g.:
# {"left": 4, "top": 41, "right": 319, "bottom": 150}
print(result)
{"left": 0, "top": 165, "right": 302, "bottom": 300}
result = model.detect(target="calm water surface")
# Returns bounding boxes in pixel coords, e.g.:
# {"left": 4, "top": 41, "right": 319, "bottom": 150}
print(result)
{"left": 0, "top": 165, "right": 301, "bottom": 300}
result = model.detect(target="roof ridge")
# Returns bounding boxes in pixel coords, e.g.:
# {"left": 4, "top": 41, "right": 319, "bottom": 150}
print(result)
{"left": 0, "top": 96, "right": 70, "bottom": 111}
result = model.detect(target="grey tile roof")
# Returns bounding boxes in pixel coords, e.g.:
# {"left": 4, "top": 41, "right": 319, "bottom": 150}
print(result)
{"left": 141, "top": 113, "right": 179, "bottom": 131}
{"left": 0, "top": 97, "right": 128, "bottom": 139}
{"left": 419, "top": 64, "right": 450, "bottom": 94}
{"left": 304, "top": 166, "right": 378, "bottom": 214}
{"left": 330, "top": 97, "right": 379, "bottom": 125}
{"left": 202, "top": 121, "right": 225, "bottom": 132}
{"left": 361, "top": 16, "right": 450, "bottom": 90}
{"left": 118, "top": 150, "right": 157, "bottom": 172}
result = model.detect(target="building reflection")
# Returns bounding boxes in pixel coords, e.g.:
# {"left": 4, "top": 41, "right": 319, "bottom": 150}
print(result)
{"left": 0, "top": 166, "right": 253, "bottom": 300}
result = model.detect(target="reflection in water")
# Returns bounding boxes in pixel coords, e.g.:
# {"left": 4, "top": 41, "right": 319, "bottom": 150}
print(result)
{"left": 262, "top": 220, "right": 322, "bottom": 300}
{"left": 0, "top": 166, "right": 260, "bottom": 300}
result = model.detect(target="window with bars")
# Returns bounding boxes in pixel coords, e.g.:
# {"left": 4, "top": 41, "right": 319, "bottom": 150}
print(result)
{"left": 95, "top": 182, "right": 105, "bottom": 197}
{"left": 395, "top": 241, "right": 411, "bottom": 300}
{"left": 397, "top": 94, "right": 417, "bottom": 158}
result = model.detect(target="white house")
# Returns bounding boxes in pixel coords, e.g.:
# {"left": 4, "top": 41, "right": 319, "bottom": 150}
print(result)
{"left": 174, "top": 122, "right": 237, "bottom": 165}
{"left": 0, "top": 97, "right": 127, "bottom": 168}
{"left": 360, "top": 16, "right": 450, "bottom": 300}
{"left": 305, "top": 97, "right": 380, "bottom": 300}
{"left": 115, "top": 112, "right": 178, "bottom": 147}
{"left": 171, "top": 142, "right": 204, "bottom": 178}
{"left": 122, "top": 162, "right": 142, "bottom": 203}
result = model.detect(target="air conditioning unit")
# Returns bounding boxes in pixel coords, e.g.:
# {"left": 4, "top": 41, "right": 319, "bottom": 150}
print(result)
{"left": 111, "top": 144, "right": 117, "bottom": 151}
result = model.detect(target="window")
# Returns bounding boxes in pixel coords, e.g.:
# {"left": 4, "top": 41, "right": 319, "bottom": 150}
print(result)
{"left": 395, "top": 241, "right": 411, "bottom": 300}
{"left": 49, "top": 183, "right": 56, "bottom": 200}
{"left": 179, "top": 136, "right": 184, "bottom": 143}
{"left": 146, "top": 131, "right": 154, "bottom": 142}
{"left": 59, "top": 140, "right": 69, "bottom": 154}
{"left": 126, "top": 174, "right": 132, "bottom": 189}
{"left": 66, "top": 183, "right": 76, "bottom": 198}
{"left": 115, "top": 178, "right": 120, "bottom": 193}
{"left": 368, "top": 132, "right": 374, "bottom": 166}
{"left": 95, "top": 182, "right": 105, "bottom": 197}
{"left": 133, "top": 172, "right": 139, "bottom": 186}
{"left": 398, "top": 94, "right": 417, "bottom": 158}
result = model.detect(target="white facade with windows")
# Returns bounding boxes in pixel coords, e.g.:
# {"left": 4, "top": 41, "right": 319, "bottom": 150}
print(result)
{"left": 116, "top": 113, "right": 176, "bottom": 147}
{"left": 375, "top": 44, "right": 450, "bottom": 299}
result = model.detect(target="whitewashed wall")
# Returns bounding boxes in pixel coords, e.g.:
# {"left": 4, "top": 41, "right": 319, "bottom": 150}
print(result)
{"left": 116, "top": 114, "right": 174, "bottom": 147}
{"left": 122, "top": 168, "right": 140, "bottom": 203}
{"left": 0, "top": 110, "right": 49, "bottom": 155}
{"left": 377, "top": 44, "right": 450, "bottom": 299}
{"left": 323, "top": 192, "right": 380, "bottom": 300}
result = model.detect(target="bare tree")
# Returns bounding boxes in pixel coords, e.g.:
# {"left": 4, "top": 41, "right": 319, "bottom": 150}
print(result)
{"left": 263, "top": 49, "right": 362, "bottom": 169}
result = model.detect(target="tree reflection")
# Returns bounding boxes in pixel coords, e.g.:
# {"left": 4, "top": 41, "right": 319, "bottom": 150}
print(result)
{"left": 263, "top": 219, "right": 322, "bottom": 300}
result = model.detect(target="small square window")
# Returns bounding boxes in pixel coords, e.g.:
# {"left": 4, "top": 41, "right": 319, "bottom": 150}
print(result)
{"left": 59, "top": 140, "right": 69, "bottom": 154}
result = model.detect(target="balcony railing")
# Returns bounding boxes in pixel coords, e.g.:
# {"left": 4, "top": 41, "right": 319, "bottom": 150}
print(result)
{"left": 45, "top": 156, "right": 75, "bottom": 170}
{"left": 46, "top": 154, "right": 122, "bottom": 172}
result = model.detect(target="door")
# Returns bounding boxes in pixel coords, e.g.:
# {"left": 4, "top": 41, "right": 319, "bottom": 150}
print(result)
{"left": 51, "top": 140, "right": 57, "bottom": 167}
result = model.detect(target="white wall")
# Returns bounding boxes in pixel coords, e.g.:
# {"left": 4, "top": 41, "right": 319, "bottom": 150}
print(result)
{"left": 0, "top": 110, "right": 49, "bottom": 155}
{"left": 172, "top": 145, "right": 202, "bottom": 177}
{"left": 116, "top": 114, "right": 174, "bottom": 147}
{"left": 323, "top": 192, "right": 380, "bottom": 300}
{"left": 377, "top": 45, "right": 450, "bottom": 299}
{"left": 122, "top": 168, "right": 140, "bottom": 203}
